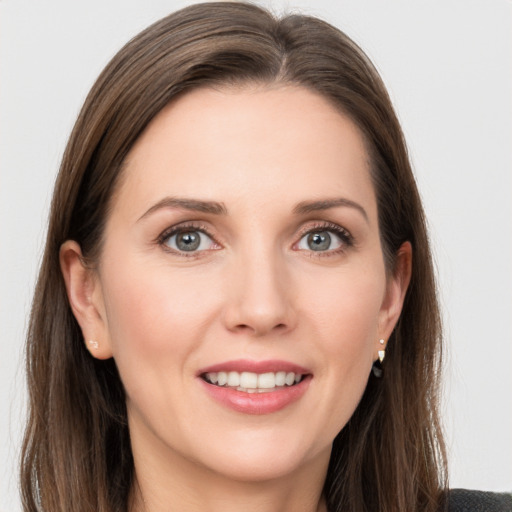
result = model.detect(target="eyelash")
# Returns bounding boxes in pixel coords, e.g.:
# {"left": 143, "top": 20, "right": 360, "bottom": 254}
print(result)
{"left": 156, "top": 222, "right": 217, "bottom": 258}
{"left": 156, "top": 221, "right": 354, "bottom": 258}
{"left": 295, "top": 222, "right": 354, "bottom": 256}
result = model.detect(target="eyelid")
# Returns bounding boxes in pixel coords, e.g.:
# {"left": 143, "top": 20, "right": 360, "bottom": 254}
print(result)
{"left": 294, "top": 221, "right": 354, "bottom": 253}
{"left": 156, "top": 221, "right": 221, "bottom": 255}
{"left": 296, "top": 221, "right": 353, "bottom": 241}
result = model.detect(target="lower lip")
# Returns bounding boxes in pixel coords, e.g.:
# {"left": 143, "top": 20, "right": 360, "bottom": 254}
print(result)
{"left": 199, "top": 376, "right": 311, "bottom": 415}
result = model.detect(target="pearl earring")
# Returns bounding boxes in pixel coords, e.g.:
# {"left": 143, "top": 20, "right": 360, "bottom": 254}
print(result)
{"left": 378, "top": 339, "right": 385, "bottom": 363}
{"left": 88, "top": 340, "right": 99, "bottom": 350}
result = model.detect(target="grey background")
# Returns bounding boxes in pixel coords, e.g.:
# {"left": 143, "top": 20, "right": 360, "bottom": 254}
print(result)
{"left": 1, "top": 0, "right": 511, "bottom": 510}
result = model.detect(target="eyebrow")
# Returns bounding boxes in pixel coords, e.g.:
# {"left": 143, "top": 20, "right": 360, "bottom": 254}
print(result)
{"left": 137, "top": 195, "right": 368, "bottom": 223}
{"left": 137, "top": 197, "right": 228, "bottom": 221}
{"left": 293, "top": 198, "right": 369, "bottom": 223}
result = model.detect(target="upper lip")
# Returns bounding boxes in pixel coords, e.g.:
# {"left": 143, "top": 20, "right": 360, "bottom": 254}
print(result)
{"left": 198, "top": 359, "right": 311, "bottom": 376}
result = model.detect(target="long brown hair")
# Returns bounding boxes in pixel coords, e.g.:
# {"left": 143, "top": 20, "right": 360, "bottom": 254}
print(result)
{"left": 21, "top": 3, "right": 447, "bottom": 511}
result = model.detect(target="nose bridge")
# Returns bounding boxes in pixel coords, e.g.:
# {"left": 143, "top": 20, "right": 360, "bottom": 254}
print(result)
{"left": 223, "top": 239, "right": 294, "bottom": 336}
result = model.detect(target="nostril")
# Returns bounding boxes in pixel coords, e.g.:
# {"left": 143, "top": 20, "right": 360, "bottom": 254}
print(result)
{"left": 232, "top": 321, "right": 288, "bottom": 336}
{"left": 234, "top": 323, "right": 251, "bottom": 331}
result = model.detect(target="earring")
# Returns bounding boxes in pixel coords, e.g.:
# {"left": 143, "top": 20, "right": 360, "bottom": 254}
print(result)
{"left": 378, "top": 338, "right": 386, "bottom": 363}
{"left": 88, "top": 340, "right": 99, "bottom": 350}
{"left": 372, "top": 339, "right": 386, "bottom": 378}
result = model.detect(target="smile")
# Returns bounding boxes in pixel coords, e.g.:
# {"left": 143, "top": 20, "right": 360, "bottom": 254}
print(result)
{"left": 198, "top": 360, "right": 312, "bottom": 414}
{"left": 202, "top": 371, "right": 305, "bottom": 393}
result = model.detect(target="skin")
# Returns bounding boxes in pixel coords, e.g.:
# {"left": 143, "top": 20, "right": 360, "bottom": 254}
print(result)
{"left": 61, "top": 85, "right": 411, "bottom": 512}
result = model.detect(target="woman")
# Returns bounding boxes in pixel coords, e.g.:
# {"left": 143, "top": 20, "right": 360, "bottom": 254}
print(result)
{"left": 19, "top": 2, "right": 511, "bottom": 512}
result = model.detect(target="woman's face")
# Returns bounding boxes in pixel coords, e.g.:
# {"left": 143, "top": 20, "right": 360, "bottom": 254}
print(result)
{"left": 72, "top": 86, "right": 409, "bottom": 483}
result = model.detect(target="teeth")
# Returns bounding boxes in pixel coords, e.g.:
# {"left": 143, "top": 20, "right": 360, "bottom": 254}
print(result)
{"left": 240, "top": 372, "right": 258, "bottom": 388}
{"left": 236, "top": 387, "right": 275, "bottom": 393}
{"left": 285, "top": 372, "right": 295, "bottom": 386}
{"left": 258, "top": 372, "right": 275, "bottom": 389}
{"left": 204, "top": 370, "right": 304, "bottom": 390}
{"left": 275, "top": 371, "right": 286, "bottom": 386}
{"left": 227, "top": 371, "right": 240, "bottom": 387}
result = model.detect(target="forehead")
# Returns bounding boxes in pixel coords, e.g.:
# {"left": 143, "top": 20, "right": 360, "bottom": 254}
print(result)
{"left": 115, "top": 85, "right": 376, "bottom": 221}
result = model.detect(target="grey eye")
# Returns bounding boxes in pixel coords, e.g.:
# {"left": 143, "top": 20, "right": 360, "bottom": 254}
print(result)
{"left": 298, "top": 230, "right": 343, "bottom": 252}
{"left": 165, "top": 230, "right": 214, "bottom": 252}
{"left": 176, "top": 232, "right": 200, "bottom": 251}
{"left": 307, "top": 232, "right": 331, "bottom": 251}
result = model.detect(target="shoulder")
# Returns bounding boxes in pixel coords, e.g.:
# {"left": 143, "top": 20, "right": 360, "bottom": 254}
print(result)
{"left": 444, "top": 489, "right": 512, "bottom": 512}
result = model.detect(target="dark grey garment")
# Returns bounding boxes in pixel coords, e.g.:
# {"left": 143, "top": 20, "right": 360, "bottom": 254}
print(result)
{"left": 446, "top": 489, "right": 512, "bottom": 511}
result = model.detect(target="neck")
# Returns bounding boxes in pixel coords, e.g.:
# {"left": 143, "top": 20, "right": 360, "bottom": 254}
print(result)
{"left": 129, "top": 442, "right": 330, "bottom": 512}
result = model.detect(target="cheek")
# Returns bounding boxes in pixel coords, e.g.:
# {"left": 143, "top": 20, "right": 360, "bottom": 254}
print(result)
{"left": 100, "top": 257, "right": 222, "bottom": 364}
{"left": 285, "top": 271, "right": 384, "bottom": 449}
{"left": 303, "top": 266, "right": 385, "bottom": 349}
{"left": 301, "top": 266, "right": 384, "bottom": 411}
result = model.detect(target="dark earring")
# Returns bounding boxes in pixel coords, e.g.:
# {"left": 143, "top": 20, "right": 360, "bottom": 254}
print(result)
{"left": 372, "top": 339, "right": 385, "bottom": 378}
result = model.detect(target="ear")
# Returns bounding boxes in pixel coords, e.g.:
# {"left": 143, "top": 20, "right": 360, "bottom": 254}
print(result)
{"left": 376, "top": 241, "right": 412, "bottom": 354}
{"left": 59, "top": 240, "right": 113, "bottom": 360}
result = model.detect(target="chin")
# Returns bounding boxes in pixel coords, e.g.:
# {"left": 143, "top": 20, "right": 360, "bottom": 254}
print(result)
{"left": 207, "top": 453, "right": 313, "bottom": 483}
{"left": 189, "top": 431, "right": 331, "bottom": 483}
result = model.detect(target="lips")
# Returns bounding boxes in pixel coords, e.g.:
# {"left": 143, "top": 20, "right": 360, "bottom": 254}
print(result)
{"left": 199, "top": 359, "right": 310, "bottom": 374}
{"left": 197, "top": 359, "right": 312, "bottom": 414}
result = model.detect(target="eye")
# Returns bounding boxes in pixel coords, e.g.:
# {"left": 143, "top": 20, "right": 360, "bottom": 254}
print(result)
{"left": 296, "top": 225, "right": 351, "bottom": 253}
{"left": 298, "top": 231, "right": 342, "bottom": 252}
{"left": 163, "top": 229, "right": 217, "bottom": 253}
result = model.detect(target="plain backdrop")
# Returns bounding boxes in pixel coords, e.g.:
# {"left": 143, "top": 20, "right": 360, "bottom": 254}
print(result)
{"left": 1, "top": 0, "right": 511, "bottom": 510}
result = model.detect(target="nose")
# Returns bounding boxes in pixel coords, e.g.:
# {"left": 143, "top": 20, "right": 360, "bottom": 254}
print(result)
{"left": 222, "top": 250, "right": 296, "bottom": 337}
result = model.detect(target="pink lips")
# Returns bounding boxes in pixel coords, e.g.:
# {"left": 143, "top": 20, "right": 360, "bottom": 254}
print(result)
{"left": 197, "top": 359, "right": 312, "bottom": 415}
{"left": 198, "top": 359, "right": 309, "bottom": 375}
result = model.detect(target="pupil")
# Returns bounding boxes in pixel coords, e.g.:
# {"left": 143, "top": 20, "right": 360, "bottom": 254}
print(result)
{"left": 307, "top": 231, "right": 331, "bottom": 251}
{"left": 176, "top": 232, "right": 200, "bottom": 251}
